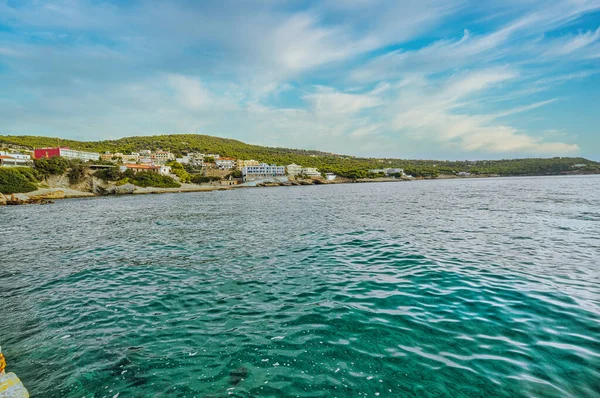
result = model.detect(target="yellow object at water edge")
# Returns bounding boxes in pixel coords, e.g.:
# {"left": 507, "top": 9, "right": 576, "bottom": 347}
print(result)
{"left": 0, "top": 349, "right": 29, "bottom": 398}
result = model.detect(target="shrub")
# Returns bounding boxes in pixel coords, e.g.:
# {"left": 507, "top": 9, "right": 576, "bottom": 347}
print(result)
{"left": 129, "top": 171, "right": 180, "bottom": 188}
{"left": 0, "top": 168, "right": 38, "bottom": 194}
{"left": 94, "top": 167, "right": 122, "bottom": 181}
{"left": 68, "top": 165, "right": 88, "bottom": 184}
{"left": 191, "top": 175, "right": 221, "bottom": 184}
{"left": 33, "top": 157, "right": 72, "bottom": 177}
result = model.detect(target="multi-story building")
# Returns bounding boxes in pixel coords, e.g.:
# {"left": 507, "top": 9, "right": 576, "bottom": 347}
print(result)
{"left": 120, "top": 164, "right": 172, "bottom": 176}
{"left": 237, "top": 159, "right": 260, "bottom": 169}
{"left": 34, "top": 147, "right": 100, "bottom": 162}
{"left": 215, "top": 157, "right": 236, "bottom": 170}
{"left": 286, "top": 163, "right": 302, "bottom": 176}
{"left": 301, "top": 167, "right": 321, "bottom": 177}
{"left": 122, "top": 153, "right": 140, "bottom": 163}
{"left": 152, "top": 151, "right": 175, "bottom": 165}
{"left": 241, "top": 163, "right": 286, "bottom": 182}
{"left": 186, "top": 153, "right": 205, "bottom": 166}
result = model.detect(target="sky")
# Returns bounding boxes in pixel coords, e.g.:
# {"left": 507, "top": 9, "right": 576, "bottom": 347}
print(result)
{"left": 0, "top": 0, "right": 599, "bottom": 160}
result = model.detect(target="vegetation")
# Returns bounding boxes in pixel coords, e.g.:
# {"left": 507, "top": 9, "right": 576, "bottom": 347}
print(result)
{"left": 0, "top": 168, "right": 38, "bottom": 194}
{"left": 190, "top": 175, "right": 222, "bottom": 184}
{"left": 126, "top": 171, "right": 180, "bottom": 188}
{"left": 94, "top": 168, "right": 180, "bottom": 188}
{"left": 67, "top": 165, "right": 88, "bottom": 184}
{"left": 166, "top": 161, "right": 191, "bottom": 183}
{"left": 1, "top": 134, "right": 599, "bottom": 179}
{"left": 33, "top": 157, "right": 74, "bottom": 178}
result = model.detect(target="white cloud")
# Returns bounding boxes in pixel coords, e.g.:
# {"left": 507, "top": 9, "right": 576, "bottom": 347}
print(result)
{"left": 388, "top": 70, "right": 579, "bottom": 154}
{"left": 303, "top": 86, "right": 382, "bottom": 114}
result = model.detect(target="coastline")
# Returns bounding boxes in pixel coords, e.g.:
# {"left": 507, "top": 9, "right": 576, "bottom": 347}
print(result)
{"left": 1, "top": 173, "right": 597, "bottom": 206}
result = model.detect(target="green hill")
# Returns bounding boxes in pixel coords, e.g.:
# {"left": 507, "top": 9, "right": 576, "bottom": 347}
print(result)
{"left": 1, "top": 134, "right": 598, "bottom": 178}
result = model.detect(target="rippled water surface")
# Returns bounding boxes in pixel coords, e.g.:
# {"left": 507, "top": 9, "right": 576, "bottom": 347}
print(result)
{"left": 1, "top": 176, "right": 599, "bottom": 397}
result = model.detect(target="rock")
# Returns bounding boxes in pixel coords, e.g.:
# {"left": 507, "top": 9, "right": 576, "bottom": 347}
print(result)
{"left": 105, "top": 183, "right": 136, "bottom": 195}
{"left": 0, "top": 193, "right": 6, "bottom": 206}
{"left": 7, "top": 193, "right": 31, "bottom": 205}
{"left": 27, "top": 190, "right": 66, "bottom": 201}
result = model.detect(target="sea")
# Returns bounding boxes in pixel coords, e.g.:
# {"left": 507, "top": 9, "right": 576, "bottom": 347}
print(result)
{"left": 1, "top": 175, "right": 599, "bottom": 397}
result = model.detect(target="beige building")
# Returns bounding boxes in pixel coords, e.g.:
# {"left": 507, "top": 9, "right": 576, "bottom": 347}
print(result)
{"left": 152, "top": 151, "right": 175, "bottom": 164}
{"left": 301, "top": 167, "right": 321, "bottom": 177}
{"left": 286, "top": 163, "right": 303, "bottom": 176}
{"left": 237, "top": 159, "right": 260, "bottom": 169}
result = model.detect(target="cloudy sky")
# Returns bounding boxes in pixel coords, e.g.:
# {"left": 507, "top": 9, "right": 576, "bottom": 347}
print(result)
{"left": 1, "top": 0, "right": 599, "bottom": 160}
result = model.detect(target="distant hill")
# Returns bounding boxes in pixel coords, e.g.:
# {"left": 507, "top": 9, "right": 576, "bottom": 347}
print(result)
{"left": 1, "top": 134, "right": 598, "bottom": 178}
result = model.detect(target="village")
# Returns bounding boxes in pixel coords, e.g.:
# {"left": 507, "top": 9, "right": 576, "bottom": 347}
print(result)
{"left": 0, "top": 146, "right": 377, "bottom": 187}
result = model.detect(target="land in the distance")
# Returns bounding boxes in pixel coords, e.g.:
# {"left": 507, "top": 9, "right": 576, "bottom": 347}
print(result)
{"left": 0, "top": 134, "right": 598, "bottom": 205}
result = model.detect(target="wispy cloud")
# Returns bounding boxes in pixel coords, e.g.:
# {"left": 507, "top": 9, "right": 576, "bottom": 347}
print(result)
{"left": 0, "top": 0, "right": 597, "bottom": 159}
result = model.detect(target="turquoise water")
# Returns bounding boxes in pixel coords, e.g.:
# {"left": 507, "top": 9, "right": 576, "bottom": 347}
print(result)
{"left": 1, "top": 176, "right": 599, "bottom": 397}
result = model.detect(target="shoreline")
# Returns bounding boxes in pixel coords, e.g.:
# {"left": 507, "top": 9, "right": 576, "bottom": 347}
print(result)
{"left": 1, "top": 173, "right": 597, "bottom": 206}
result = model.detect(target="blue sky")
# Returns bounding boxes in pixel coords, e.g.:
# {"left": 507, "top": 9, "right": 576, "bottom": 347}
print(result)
{"left": 1, "top": 0, "right": 599, "bottom": 160}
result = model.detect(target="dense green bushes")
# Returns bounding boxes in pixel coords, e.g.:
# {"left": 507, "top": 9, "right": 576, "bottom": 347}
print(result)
{"left": 33, "top": 157, "right": 73, "bottom": 177}
{"left": 127, "top": 171, "right": 180, "bottom": 188}
{"left": 95, "top": 168, "right": 180, "bottom": 188}
{"left": 68, "top": 165, "right": 88, "bottom": 184}
{"left": 167, "top": 161, "right": 191, "bottom": 183}
{"left": 190, "top": 175, "right": 221, "bottom": 184}
{"left": 0, "top": 168, "right": 38, "bottom": 194}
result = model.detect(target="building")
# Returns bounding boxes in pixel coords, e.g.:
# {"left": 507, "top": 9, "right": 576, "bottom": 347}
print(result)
{"left": 301, "top": 167, "right": 321, "bottom": 177}
{"left": 220, "top": 179, "right": 238, "bottom": 186}
{"left": 152, "top": 151, "right": 175, "bottom": 164}
{"left": 34, "top": 147, "right": 100, "bottom": 162}
{"left": 387, "top": 168, "right": 404, "bottom": 175}
{"left": 286, "top": 163, "right": 302, "bottom": 176}
{"left": 241, "top": 163, "right": 286, "bottom": 182}
{"left": 215, "top": 157, "right": 237, "bottom": 170}
{"left": 237, "top": 159, "right": 260, "bottom": 169}
{"left": 122, "top": 153, "right": 140, "bottom": 163}
{"left": 120, "top": 164, "right": 172, "bottom": 176}
{"left": 369, "top": 168, "right": 404, "bottom": 176}
{"left": 0, "top": 155, "right": 32, "bottom": 167}
{"left": 325, "top": 173, "right": 336, "bottom": 181}
{"left": 0, "top": 151, "right": 31, "bottom": 160}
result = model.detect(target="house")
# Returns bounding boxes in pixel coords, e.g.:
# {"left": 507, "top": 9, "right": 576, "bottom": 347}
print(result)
{"left": 325, "top": 173, "right": 336, "bottom": 181}
{"left": 301, "top": 167, "right": 321, "bottom": 177}
{"left": 120, "top": 164, "right": 172, "bottom": 175}
{"left": 220, "top": 179, "right": 238, "bottom": 186}
{"left": 286, "top": 163, "right": 302, "bottom": 176}
{"left": 215, "top": 157, "right": 236, "bottom": 170}
{"left": 34, "top": 147, "right": 100, "bottom": 161}
{"left": 241, "top": 163, "right": 286, "bottom": 182}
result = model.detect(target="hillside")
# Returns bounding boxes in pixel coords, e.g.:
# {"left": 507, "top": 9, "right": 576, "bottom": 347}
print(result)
{"left": 1, "top": 134, "right": 599, "bottom": 178}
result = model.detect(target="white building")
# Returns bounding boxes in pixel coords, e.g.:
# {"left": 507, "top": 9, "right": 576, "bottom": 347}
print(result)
{"left": 241, "top": 163, "right": 286, "bottom": 182}
{"left": 287, "top": 163, "right": 302, "bottom": 176}
{"left": 325, "top": 173, "right": 336, "bottom": 181}
{"left": 0, "top": 155, "right": 32, "bottom": 167}
{"left": 120, "top": 164, "right": 172, "bottom": 175}
{"left": 215, "top": 158, "right": 236, "bottom": 170}
{"left": 369, "top": 168, "right": 404, "bottom": 176}
{"left": 301, "top": 167, "right": 321, "bottom": 177}
{"left": 0, "top": 151, "right": 31, "bottom": 160}
{"left": 58, "top": 148, "right": 100, "bottom": 161}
